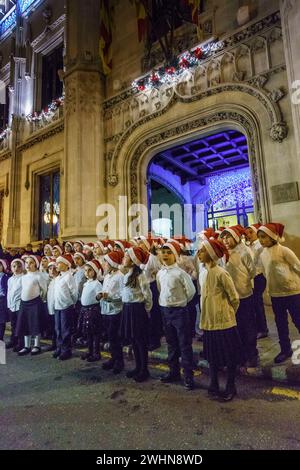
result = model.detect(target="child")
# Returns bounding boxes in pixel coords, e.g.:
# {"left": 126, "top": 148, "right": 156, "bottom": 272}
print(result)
{"left": 98, "top": 251, "right": 124, "bottom": 373}
{"left": 157, "top": 241, "right": 196, "bottom": 390}
{"left": 44, "top": 244, "right": 53, "bottom": 257}
{"left": 120, "top": 247, "right": 153, "bottom": 382}
{"left": 258, "top": 223, "right": 300, "bottom": 363}
{"left": 52, "top": 245, "right": 63, "bottom": 259}
{"left": 64, "top": 242, "right": 74, "bottom": 255}
{"left": 80, "top": 259, "right": 103, "bottom": 362}
{"left": 245, "top": 224, "right": 268, "bottom": 339}
{"left": 53, "top": 254, "right": 78, "bottom": 360}
{"left": 17, "top": 256, "right": 48, "bottom": 355}
{"left": 46, "top": 260, "right": 59, "bottom": 352}
{"left": 198, "top": 239, "right": 241, "bottom": 402}
{"left": 73, "top": 252, "right": 87, "bottom": 344}
{"left": 0, "top": 259, "right": 9, "bottom": 342}
{"left": 221, "top": 225, "right": 258, "bottom": 368}
{"left": 39, "top": 256, "right": 51, "bottom": 339}
{"left": 7, "top": 259, "right": 24, "bottom": 351}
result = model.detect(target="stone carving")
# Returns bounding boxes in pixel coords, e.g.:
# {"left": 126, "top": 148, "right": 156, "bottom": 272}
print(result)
{"left": 107, "top": 174, "right": 118, "bottom": 186}
{"left": 270, "top": 122, "right": 288, "bottom": 142}
{"left": 268, "top": 88, "right": 286, "bottom": 102}
{"left": 248, "top": 74, "right": 269, "bottom": 88}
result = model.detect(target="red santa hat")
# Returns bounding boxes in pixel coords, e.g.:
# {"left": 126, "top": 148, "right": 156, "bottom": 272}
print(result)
{"left": 44, "top": 244, "right": 53, "bottom": 254}
{"left": 197, "top": 228, "right": 218, "bottom": 241}
{"left": 0, "top": 259, "right": 9, "bottom": 272}
{"left": 202, "top": 239, "right": 229, "bottom": 263}
{"left": 26, "top": 255, "right": 42, "bottom": 268}
{"left": 115, "top": 240, "right": 132, "bottom": 252}
{"left": 258, "top": 223, "right": 285, "bottom": 242}
{"left": 94, "top": 240, "right": 106, "bottom": 252}
{"left": 74, "top": 240, "right": 84, "bottom": 248}
{"left": 246, "top": 223, "right": 261, "bottom": 234}
{"left": 83, "top": 243, "right": 95, "bottom": 252}
{"left": 65, "top": 241, "right": 73, "bottom": 249}
{"left": 153, "top": 237, "right": 166, "bottom": 248}
{"left": 215, "top": 226, "right": 226, "bottom": 236}
{"left": 104, "top": 251, "right": 124, "bottom": 269}
{"left": 11, "top": 258, "right": 25, "bottom": 270}
{"left": 73, "top": 252, "right": 86, "bottom": 263}
{"left": 48, "top": 258, "right": 58, "bottom": 268}
{"left": 106, "top": 240, "right": 115, "bottom": 251}
{"left": 163, "top": 241, "right": 181, "bottom": 260}
{"left": 127, "top": 247, "right": 149, "bottom": 269}
{"left": 86, "top": 259, "right": 103, "bottom": 275}
{"left": 221, "top": 225, "right": 245, "bottom": 243}
{"left": 53, "top": 245, "right": 63, "bottom": 255}
{"left": 56, "top": 254, "right": 73, "bottom": 268}
{"left": 138, "top": 235, "right": 153, "bottom": 251}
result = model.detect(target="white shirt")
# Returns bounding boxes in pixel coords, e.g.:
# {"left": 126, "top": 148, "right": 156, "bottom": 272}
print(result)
{"left": 260, "top": 244, "right": 300, "bottom": 297}
{"left": 7, "top": 274, "right": 24, "bottom": 312}
{"left": 81, "top": 279, "right": 102, "bottom": 307}
{"left": 156, "top": 264, "right": 196, "bottom": 307}
{"left": 54, "top": 270, "right": 78, "bottom": 310}
{"left": 73, "top": 266, "right": 86, "bottom": 300}
{"left": 21, "top": 271, "right": 48, "bottom": 302}
{"left": 101, "top": 271, "right": 123, "bottom": 315}
{"left": 223, "top": 243, "right": 256, "bottom": 299}
{"left": 143, "top": 253, "right": 162, "bottom": 283}
{"left": 248, "top": 239, "right": 264, "bottom": 276}
{"left": 47, "top": 278, "right": 57, "bottom": 316}
{"left": 122, "top": 269, "right": 153, "bottom": 312}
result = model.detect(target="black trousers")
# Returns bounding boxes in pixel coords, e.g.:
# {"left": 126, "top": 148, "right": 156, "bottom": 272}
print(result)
{"left": 105, "top": 313, "right": 123, "bottom": 364}
{"left": 148, "top": 282, "right": 164, "bottom": 349}
{"left": 236, "top": 296, "right": 258, "bottom": 364}
{"left": 87, "top": 333, "right": 100, "bottom": 356}
{"left": 161, "top": 306, "right": 194, "bottom": 377}
{"left": 271, "top": 294, "right": 300, "bottom": 353}
{"left": 132, "top": 338, "right": 148, "bottom": 375}
{"left": 55, "top": 307, "right": 74, "bottom": 355}
{"left": 253, "top": 274, "right": 268, "bottom": 333}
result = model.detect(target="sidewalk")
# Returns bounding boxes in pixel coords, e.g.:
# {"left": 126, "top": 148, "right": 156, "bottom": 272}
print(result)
{"left": 148, "top": 307, "right": 300, "bottom": 386}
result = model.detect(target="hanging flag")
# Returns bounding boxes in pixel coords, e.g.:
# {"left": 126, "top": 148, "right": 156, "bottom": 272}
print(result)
{"left": 135, "top": 0, "right": 148, "bottom": 42}
{"left": 99, "top": 0, "right": 113, "bottom": 75}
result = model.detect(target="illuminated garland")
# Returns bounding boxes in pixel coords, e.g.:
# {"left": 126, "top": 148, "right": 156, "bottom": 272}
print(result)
{"left": 132, "top": 40, "right": 224, "bottom": 91}
{"left": 207, "top": 168, "right": 253, "bottom": 209}
{"left": 0, "top": 128, "right": 10, "bottom": 142}
{"left": 26, "top": 95, "right": 64, "bottom": 123}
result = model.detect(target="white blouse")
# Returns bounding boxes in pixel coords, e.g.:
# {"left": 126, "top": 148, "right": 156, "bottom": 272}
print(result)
{"left": 21, "top": 272, "right": 48, "bottom": 302}
{"left": 101, "top": 271, "right": 123, "bottom": 315}
{"left": 7, "top": 274, "right": 24, "bottom": 312}
{"left": 81, "top": 279, "right": 102, "bottom": 307}
{"left": 122, "top": 269, "right": 153, "bottom": 312}
{"left": 54, "top": 271, "right": 78, "bottom": 310}
{"left": 223, "top": 243, "right": 256, "bottom": 299}
{"left": 156, "top": 264, "right": 196, "bottom": 308}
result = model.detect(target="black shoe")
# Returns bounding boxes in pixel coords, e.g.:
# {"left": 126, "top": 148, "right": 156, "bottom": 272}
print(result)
{"left": 274, "top": 350, "right": 293, "bottom": 364}
{"left": 183, "top": 376, "right": 195, "bottom": 390}
{"left": 219, "top": 387, "right": 237, "bottom": 402}
{"left": 87, "top": 354, "right": 101, "bottom": 362}
{"left": 134, "top": 371, "right": 150, "bottom": 383}
{"left": 59, "top": 352, "right": 72, "bottom": 361}
{"left": 257, "top": 331, "right": 268, "bottom": 340}
{"left": 31, "top": 347, "right": 41, "bottom": 356}
{"left": 160, "top": 372, "right": 181, "bottom": 383}
{"left": 52, "top": 350, "right": 61, "bottom": 359}
{"left": 208, "top": 384, "right": 220, "bottom": 398}
{"left": 102, "top": 359, "right": 115, "bottom": 370}
{"left": 113, "top": 362, "right": 124, "bottom": 375}
{"left": 245, "top": 358, "right": 258, "bottom": 368}
{"left": 18, "top": 347, "right": 31, "bottom": 356}
{"left": 6, "top": 341, "right": 15, "bottom": 349}
{"left": 126, "top": 369, "right": 139, "bottom": 378}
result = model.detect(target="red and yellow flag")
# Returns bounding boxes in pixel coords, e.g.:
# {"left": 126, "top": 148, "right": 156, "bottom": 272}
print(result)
{"left": 135, "top": 0, "right": 148, "bottom": 42}
{"left": 100, "top": 0, "right": 113, "bottom": 75}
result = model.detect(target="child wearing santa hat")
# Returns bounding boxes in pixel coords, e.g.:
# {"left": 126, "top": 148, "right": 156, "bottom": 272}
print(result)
{"left": 73, "top": 252, "right": 87, "bottom": 346}
{"left": 120, "top": 247, "right": 153, "bottom": 382}
{"left": 46, "top": 260, "right": 59, "bottom": 352}
{"left": 198, "top": 239, "right": 241, "bottom": 402}
{"left": 245, "top": 224, "right": 268, "bottom": 339}
{"left": 0, "top": 259, "right": 9, "bottom": 342}
{"left": 157, "top": 241, "right": 196, "bottom": 390}
{"left": 98, "top": 251, "right": 124, "bottom": 373}
{"left": 53, "top": 254, "right": 78, "bottom": 360}
{"left": 6, "top": 259, "right": 25, "bottom": 351}
{"left": 221, "top": 225, "right": 258, "bottom": 368}
{"left": 258, "top": 223, "right": 300, "bottom": 363}
{"left": 80, "top": 260, "right": 103, "bottom": 362}
{"left": 16, "top": 256, "right": 48, "bottom": 356}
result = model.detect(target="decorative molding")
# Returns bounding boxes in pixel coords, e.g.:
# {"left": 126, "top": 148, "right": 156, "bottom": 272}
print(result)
{"left": 5, "top": 173, "right": 9, "bottom": 197}
{"left": 18, "top": 121, "right": 64, "bottom": 152}
{"left": 0, "top": 151, "right": 11, "bottom": 163}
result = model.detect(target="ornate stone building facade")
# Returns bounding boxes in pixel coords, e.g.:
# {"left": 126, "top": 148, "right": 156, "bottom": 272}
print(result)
{"left": 0, "top": 0, "right": 299, "bottom": 254}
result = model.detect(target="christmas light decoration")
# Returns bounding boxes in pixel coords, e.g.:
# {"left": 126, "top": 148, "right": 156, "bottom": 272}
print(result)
{"left": 207, "top": 168, "right": 253, "bottom": 210}
{"left": 26, "top": 94, "right": 64, "bottom": 123}
{"left": 132, "top": 39, "right": 224, "bottom": 91}
{"left": 0, "top": 128, "right": 10, "bottom": 142}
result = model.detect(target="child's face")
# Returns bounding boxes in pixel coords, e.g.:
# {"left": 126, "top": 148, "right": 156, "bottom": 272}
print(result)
{"left": 52, "top": 248, "right": 61, "bottom": 258}
{"left": 161, "top": 248, "right": 176, "bottom": 265}
{"left": 44, "top": 247, "right": 52, "bottom": 256}
{"left": 94, "top": 246, "right": 103, "bottom": 256}
{"left": 74, "top": 243, "right": 83, "bottom": 253}
{"left": 74, "top": 256, "right": 85, "bottom": 267}
{"left": 41, "top": 258, "right": 49, "bottom": 269}
{"left": 245, "top": 228, "right": 257, "bottom": 243}
{"left": 123, "top": 253, "right": 134, "bottom": 267}
{"left": 48, "top": 266, "right": 58, "bottom": 278}
{"left": 11, "top": 261, "right": 23, "bottom": 275}
{"left": 57, "top": 262, "right": 68, "bottom": 272}
{"left": 85, "top": 266, "right": 96, "bottom": 280}
{"left": 222, "top": 233, "right": 237, "bottom": 250}
{"left": 258, "top": 231, "right": 275, "bottom": 248}
{"left": 103, "top": 260, "right": 111, "bottom": 274}
{"left": 65, "top": 245, "right": 73, "bottom": 253}
{"left": 197, "top": 246, "right": 212, "bottom": 264}
{"left": 26, "top": 258, "right": 37, "bottom": 272}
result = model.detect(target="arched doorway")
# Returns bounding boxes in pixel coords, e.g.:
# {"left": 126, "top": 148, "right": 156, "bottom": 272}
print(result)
{"left": 147, "top": 128, "right": 255, "bottom": 238}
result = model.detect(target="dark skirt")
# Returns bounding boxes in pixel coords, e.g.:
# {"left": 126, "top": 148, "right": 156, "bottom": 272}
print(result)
{"left": 203, "top": 327, "right": 243, "bottom": 368}
{"left": 120, "top": 302, "right": 149, "bottom": 345}
{"left": 0, "top": 296, "right": 9, "bottom": 323}
{"left": 16, "top": 297, "right": 44, "bottom": 336}
{"left": 81, "top": 304, "right": 102, "bottom": 335}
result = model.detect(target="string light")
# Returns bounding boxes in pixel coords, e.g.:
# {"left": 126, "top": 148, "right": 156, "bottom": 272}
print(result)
{"left": 26, "top": 94, "right": 64, "bottom": 123}
{"left": 207, "top": 168, "right": 253, "bottom": 209}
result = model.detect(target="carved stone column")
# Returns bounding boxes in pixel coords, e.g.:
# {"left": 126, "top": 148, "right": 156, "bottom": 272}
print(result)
{"left": 62, "top": 0, "right": 105, "bottom": 239}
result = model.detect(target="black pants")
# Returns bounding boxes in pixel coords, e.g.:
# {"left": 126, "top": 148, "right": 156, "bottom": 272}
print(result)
{"left": 132, "top": 338, "right": 148, "bottom": 375}
{"left": 236, "top": 296, "right": 258, "bottom": 364}
{"left": 55, "top": 307, "right": 74, "bottom": 355}
{"left": 87, "top": 333, "right": 100, "bottom": 356}
{"left": 105, "top": 313, "right": 123, "bottom": 364}
{"left": 148, "top": 282, "right": 163, "bottom": 350}
{"left": 253, "top": 274, "right": 268, "bottom": 333}
{"left": 161, "top": 306, "right": 194, "bottom": 377}
{"left": 271, "top": 294, "right": 300, "bottom": 353}
{"left": 0, "top": 323, "right": 5, "bottom": 341}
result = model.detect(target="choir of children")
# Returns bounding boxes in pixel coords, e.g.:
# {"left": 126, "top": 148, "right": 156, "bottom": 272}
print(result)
{"left": 1, "top": 221, "right": 300, "bottom": 402}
